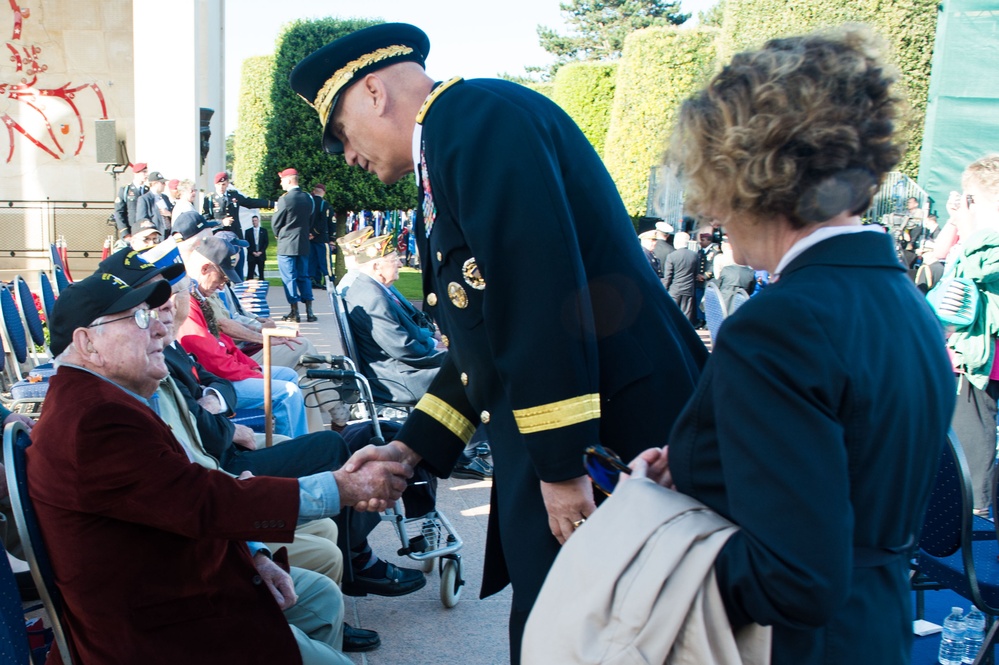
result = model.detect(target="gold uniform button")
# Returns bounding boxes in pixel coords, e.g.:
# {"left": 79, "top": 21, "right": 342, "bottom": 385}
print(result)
{"left": 436, "top": 250, "right": 443, "bottom": 262}
{"left": 480, "top": 410, "right": 491, "bottom": 424}
{"left": 441, "top": 334, "right": 449, "bottom": 347}
{"left": 427, "top": 293, "right": 438, "bottom": 307}
{"left": 460, "top": 372, "right": 468, "bottom": 386}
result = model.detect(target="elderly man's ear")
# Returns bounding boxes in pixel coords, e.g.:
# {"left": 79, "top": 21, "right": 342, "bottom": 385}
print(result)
{"left": 71, "top": 328, "right": 100, "bottom": 361}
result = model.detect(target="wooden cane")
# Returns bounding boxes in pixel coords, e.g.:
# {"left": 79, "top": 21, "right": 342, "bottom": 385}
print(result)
{"left": 262, "top": 326, "right": 298, "bottom": 447}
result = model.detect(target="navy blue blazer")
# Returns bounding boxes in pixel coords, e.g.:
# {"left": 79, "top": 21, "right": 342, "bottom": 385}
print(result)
{"left": 396, "top": 78, "right": 708, "bottom": 609}
{"left": 344, "top": 272, "right": 444, "bottom": 403}
{"left": 669, "top": 231, "right": 955, "bottom": 664}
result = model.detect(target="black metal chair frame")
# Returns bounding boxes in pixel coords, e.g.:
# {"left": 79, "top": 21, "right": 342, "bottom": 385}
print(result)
{"left": 912, "top": 430, "right": 999, "bottom": 664}
{"left": 4, "top": 421, "right": 76, "bottom": 664}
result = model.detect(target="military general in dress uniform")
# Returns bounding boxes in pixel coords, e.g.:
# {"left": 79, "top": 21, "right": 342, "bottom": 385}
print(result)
{"left": 290, "top": 24, "right": 708, "bottom": 663}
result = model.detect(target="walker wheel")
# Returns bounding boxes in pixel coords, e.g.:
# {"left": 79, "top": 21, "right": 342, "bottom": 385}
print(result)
{"left": 439, "top": 557, "right": 463, "bottom": 608}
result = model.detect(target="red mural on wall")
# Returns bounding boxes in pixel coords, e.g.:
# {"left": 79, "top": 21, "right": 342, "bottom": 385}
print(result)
{"left": 2, "top": 0, "right": 108, "bottom": 162}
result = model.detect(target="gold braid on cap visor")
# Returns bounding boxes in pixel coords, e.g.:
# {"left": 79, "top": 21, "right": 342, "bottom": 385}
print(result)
{"left": 311, "top": 45, "right": 415, "bottom": 128}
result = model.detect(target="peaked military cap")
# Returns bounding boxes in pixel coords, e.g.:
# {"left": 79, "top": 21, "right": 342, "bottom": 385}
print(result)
{"left": 289, "top": 23, "right": 430, "bottom": 155}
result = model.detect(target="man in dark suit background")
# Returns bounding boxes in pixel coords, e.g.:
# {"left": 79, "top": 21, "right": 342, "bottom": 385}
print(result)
{"left": 272, "top": 168, "right": 316, "bottom": 322}
{"left": 246, "top": 214, "right": 269, "bottom": 280}
{"left": 662, "top": 231, "right": 700, "bottom": 325}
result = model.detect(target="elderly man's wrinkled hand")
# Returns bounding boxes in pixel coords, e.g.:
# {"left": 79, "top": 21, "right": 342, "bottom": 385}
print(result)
{"left": 334, "top": 455, "right": 413, "bottom": 511}
{"left": 253, "top": 552, "right": 297, "bottom": 610}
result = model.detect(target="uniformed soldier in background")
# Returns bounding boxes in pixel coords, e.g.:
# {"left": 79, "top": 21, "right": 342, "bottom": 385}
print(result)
{"left": 310, "top": 182, "right": 336, "bottom": 289}
{"left": 290, "top": 24, "right": 707, "bottom": 664}
{"left": 202, "top": 171, "right": 274, "bottom": 277}
{"left": 113, "top": 162, "right": 148, "bottom": 241}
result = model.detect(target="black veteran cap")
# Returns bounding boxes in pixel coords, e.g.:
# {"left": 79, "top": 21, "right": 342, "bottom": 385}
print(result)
{"left": 289, "top": 23, "right": 430, "bottom": 154}
{"left": 97, "top": 247, "right": 185, "bottom": 287}
{"left": 172, "top": 211, "right": 218, "bottom": 240}
{"left": 49, "top": 272, "right": 171, "bottom": 357}
{"left": 196, "top": 236, "right": 243, "bottom": 284}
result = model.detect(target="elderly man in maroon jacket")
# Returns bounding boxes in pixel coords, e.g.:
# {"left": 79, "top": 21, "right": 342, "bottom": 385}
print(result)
{"left": 28, "top": 272, "right": 412, "bottom": 664}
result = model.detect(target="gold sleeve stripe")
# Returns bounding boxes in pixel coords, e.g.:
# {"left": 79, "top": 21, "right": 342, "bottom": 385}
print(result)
{"left": 513, "top": 394, "right": 601, "bottom": 435}
{"left": 415, "top": 393, "right": 475, "bottom": 443}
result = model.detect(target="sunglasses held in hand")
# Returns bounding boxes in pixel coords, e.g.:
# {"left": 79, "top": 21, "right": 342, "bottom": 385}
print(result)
{"left": 584, "top": 444, "right": 632, "bottom": 496}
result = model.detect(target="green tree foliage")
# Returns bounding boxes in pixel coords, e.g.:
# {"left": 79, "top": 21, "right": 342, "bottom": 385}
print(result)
{"left": 538, "top": 0, "right": 690, "bottom": 71}
{"left": 552, "top": 61, "right": 617, "bottom": 156}
{"left": 719, "top": 0, "right": 939, "bottom": 177}
{"left": 698, "top": 0, "right": 725, "bottom": 28}
{"left": 233, "top": 55, "right": 274, "bottom": 197}
{"left": 603, "top": 26, "right": 717, "bottom": 216}
{"left": 235, "top": 17, "right": 417, "bottom": 215}
{"left": 225, "top": 132, "right": 235, "bottom": 173}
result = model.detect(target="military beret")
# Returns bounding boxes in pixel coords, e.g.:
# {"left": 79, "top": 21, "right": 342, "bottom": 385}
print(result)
{"left": 289, "top": 23, "right": 430, "bottom": 155}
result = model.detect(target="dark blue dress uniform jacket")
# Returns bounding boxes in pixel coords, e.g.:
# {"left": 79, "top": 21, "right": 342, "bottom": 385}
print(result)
{"left": 396, "top": 78, "right": 708, "bottom": 611}
{"left": 669, "top": 231, "right": 955, "bottom": 664}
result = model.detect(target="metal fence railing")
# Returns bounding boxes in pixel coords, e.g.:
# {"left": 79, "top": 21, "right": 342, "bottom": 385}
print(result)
{"left": 645, "top": 168, "right": 931, "bottom": 227}
{"left": 0, "top": 200, "right": 114, "bottom": 286}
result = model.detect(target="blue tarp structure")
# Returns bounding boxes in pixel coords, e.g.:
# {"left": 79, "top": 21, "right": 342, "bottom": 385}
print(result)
{"left": 919, "top": 0, "right": 999, "bottom": 209}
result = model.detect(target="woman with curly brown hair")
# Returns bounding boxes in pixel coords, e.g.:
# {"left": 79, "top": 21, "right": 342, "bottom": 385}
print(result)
{"left": 631, "top": 26, "right": 955, "bottom": 663}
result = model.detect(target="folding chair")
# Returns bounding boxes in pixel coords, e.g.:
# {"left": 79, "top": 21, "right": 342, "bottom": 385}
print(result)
{"left": 38, "top": 272, "right": 56, "bottom": 325}
{"left": 327, "top": 285, "right": 418, "bottom": 416}
{"left": 702, "top": 282, "right": 726, "bottom": 345}
{"left": 729, "top": 287, "right": 751, "bottom": 315}
{"left": 52, "top": 268, "right": 69, "bottom": 294}
{"left": 4, "top": 422, "right": 77, "bottom": 664}
{"left": 912, "top": 430, "right": 999, "bottom": 664}
{"left": 12, "top": 278, "right": 48, "bottom": 366}
{"left": 0, "top": 288, "right": 28, "bottom": 383}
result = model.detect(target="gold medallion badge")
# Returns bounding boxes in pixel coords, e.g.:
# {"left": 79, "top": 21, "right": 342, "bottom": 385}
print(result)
{"left": 447, "top": 282, "right": 468, "bottom": 309}
{"left": 462, "top": 258, "right": 485, "bottom": 290}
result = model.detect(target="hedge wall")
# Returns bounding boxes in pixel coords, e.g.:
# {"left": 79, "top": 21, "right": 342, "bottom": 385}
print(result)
{"left": 232, "top": 56, "right": 275, "bottom": 198}
{"left": 525, "top": 81, "right": 556, "bottom": 99}
{"left": 552, "top": 61, "right": 618, "bottom": 157}
{"left": 603, "top": 26, "right": 717, "bottom": 216}
{"left": 234, "top": 17, "right": 417, "bottom": 214}
{"left": 719, "top": 0, "right": 939, "bottom": 177}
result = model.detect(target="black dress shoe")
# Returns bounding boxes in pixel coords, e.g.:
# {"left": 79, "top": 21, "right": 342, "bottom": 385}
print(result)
{"left": 452, "top": 454, "right": 493, "bottom": 480}
{"left": 341, "top": 562, "right": 426, "bottom": 597}
{"left": 343, "top": 623, "right": 380, "bottom": 652}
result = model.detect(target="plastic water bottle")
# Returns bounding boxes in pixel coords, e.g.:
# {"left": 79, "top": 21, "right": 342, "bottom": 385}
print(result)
{"left": 939, "top": 607, "right": 966, "bottom": 665}
{"left": 963, "top": 607, "right": 986, "bottom": 664}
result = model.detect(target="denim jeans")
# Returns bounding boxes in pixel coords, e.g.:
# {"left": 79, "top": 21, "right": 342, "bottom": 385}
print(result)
{"left": 232, "top": 365, "right": 308, "bottom": 438}
{"left": 278, "top": 254, "right": 314, "bottom": 304}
